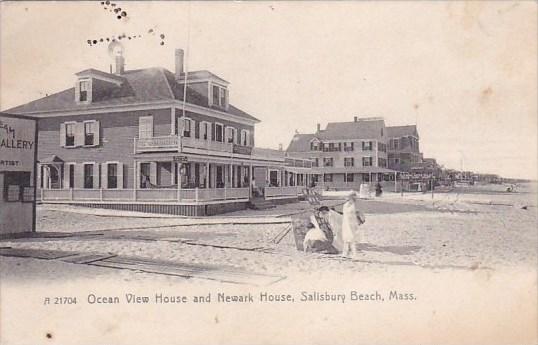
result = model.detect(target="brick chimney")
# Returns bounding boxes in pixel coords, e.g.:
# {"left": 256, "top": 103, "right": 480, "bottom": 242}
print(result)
{"left": 115, "top": 54, "right": 125, "bottom": 75}
{"left": 175, "top": 49, "right": 184, "bottom": 79}
{"left": 278, "top": 143, "right": 283, "bottom": 151}
{"left": 354, "top": 116, "right": 358, "bottom": 122}
{"left": 316, "top": 123, "right": 321, "bottom": 132}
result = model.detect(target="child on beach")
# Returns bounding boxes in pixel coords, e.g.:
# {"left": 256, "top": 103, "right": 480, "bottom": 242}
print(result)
{"left": 341, "top": 192, "right": 365, "bottom": 258}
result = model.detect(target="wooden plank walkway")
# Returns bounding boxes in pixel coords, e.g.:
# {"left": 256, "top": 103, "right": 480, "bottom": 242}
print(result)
{"left": 0, "top": 247, "right": 285, "bottom": 286}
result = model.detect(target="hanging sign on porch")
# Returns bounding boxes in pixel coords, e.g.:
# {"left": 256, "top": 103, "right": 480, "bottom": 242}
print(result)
{"left": 173, "top": 156, "right": 188, "bottom": 163}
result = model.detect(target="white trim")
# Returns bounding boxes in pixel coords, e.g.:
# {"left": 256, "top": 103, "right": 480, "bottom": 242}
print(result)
{"left": 82, "top": 119, "right": 99, "bottom": 147}
{"left": 199, "top": 121, "right": 211, "bottom": 141}
{"left": 182, "top": 117, "right": 194, "bottom": 138}
{"left": 214, "top": 122, "right": 224, "bottom": 142}
{"left": 75, "top": 78, "right": 92, "bottom": 105}
{"left": 225, "top": 126, "right": 237, "bottom": 144}
{"left": 82, "top": 161, "right": 97, "bottom": 189}
{"left": 75, "top": 72, "right": 123, "bottom": 86}
{"left": 15, "top": 100, "right": 259, "bottom": 125}
{"left": 178, "top": 77, "right": 230, "bottom": 86}
{"left": 240, "top": 129, "right": 250, "bottom": 146}
{"left": 63, "top": 121, "right": 77, "bottom": 148}
{"left": 170, "top": 107, "right": 176, "bottom": 135}
{"left": 104, "top": 161, "right": 121, "bottom": 189}
{"left": 63, "top": 162, "right": 76, "bottom": 189}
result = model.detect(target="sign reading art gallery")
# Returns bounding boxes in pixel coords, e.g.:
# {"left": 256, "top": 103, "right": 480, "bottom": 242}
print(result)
{"left": 0, "top": 113, "right": 38, "bottom": 234}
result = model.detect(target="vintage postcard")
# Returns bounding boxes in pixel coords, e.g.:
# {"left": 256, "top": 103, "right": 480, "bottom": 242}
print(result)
{"left": 0, "top": 1, "right": 537, "bottom": 344}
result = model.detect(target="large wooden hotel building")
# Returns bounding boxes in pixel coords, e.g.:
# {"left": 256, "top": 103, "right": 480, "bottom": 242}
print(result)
{"left": 5, "top": 49, "right": 313, "bottom": 215}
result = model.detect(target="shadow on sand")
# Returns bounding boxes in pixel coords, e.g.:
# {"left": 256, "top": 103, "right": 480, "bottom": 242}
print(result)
{"left": 357, "top": 243, "right": 421, "bottom": 255}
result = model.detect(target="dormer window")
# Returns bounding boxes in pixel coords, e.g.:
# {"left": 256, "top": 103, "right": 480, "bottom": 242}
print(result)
{"left": 211, "top": 84, "right": 228, "bottom": 108}
{"left": 79, "top": 80, "right": 89, "bottom": 102}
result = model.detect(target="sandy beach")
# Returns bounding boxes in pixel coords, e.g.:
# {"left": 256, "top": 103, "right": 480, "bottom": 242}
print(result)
{"left": 1, "top": 183, "right": 537, "bottom": 345}
{"left": 2, "top": 183, "right": 536, "bottom": 282}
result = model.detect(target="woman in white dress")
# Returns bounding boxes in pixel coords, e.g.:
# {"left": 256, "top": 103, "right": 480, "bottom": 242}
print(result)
{"left": 341, "top": 192, "right": 365, "bottom": 257}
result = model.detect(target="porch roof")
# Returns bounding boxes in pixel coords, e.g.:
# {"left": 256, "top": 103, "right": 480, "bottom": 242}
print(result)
{"left": 39, "top": 155, "right": 64, "bottom": 164}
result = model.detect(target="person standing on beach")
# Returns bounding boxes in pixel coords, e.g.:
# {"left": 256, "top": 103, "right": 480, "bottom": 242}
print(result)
{"left": 341, "top": 192, "right": 365, "bottom": 258}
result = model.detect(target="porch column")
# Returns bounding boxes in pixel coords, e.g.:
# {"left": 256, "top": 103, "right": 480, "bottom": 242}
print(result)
{"left": 206, "top": 162, "right": 210, "bottom": 188}
{"left": 176, "top": 162, "right": 181, "bottom": 200}
{"left": 249, "top": 164, "right": 253, "bottom": 197}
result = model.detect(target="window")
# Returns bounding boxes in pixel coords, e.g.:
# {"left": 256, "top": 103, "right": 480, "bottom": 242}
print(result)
{"left": 378, "top": 143, "right": 387, "bottom": 153}
{"left": 362, "top": 157, "right": 373, "bottom": 167}
{"left": 214, "top": 123, "right": 224, "bottom": 142}
{"left": 3, "top": 171, "right": 30, "bottom": 202}
{"left": 84, "top": 121, "right": 98, "bottom": 146}
{"left": 107, "top": 163, "right": 118, "bottom": 189}
{"left": 65, "top": 123, "right": 75, "bottom": 147}
{"left": 312, "top": 158, "right": 319, "bottom": 167}
{"left": 212, "top": 84, "right": 227, "bottom": 108}
{"left": 139, "top": 116, "right": 153, "bottom": 139}
{"left": 83, "top": 164, "right": 94, "bottom": 189}
{"left": 310, "top": 141, "right": 320, "bottom": 151}
{"left": 68, "top": 164, "right": 75, "bottom": 188}
{"left": 79, "top": 80, "right": 89, "bottom": 102}
{"left": 183, "top": 118, "right": 192, "bottom": 137}
{"left": 378, "top": 158, "right": 387, "bottom": 168}
{"left": 323, "top": 158, "right": 334, "bottom": 167}
{"left": 345, "top": 173, "right": 354, "bottom": 182}
{"left": 344, "top": 157, "right": 354, "bottom": 167}
{"left": 362, "top": 141, "right": 373, "bottom": 151}
{"left": 323, "top": 174, "right": 333, "bottom": 182}
{"left": 394, "top": 139, "right": 399, "bottom": 150}
{"left": 200, "top": 122, "right": 210, "bottom": 140}
{"left": 344, "top": 142, "right": 354, "bottom": 152}
{"left": 226, "top": 127, "right": 236, "bottom": 144}
{"left": 240, "top": 129, "right": 250, "bottom": 146}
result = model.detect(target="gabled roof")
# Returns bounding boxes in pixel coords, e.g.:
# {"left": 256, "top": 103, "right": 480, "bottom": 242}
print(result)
{"left": 286, "top": 133, "right": 317, "bottom": 152}
{"left": 321, "top": 119, "right": 385, "bottom": 140}
{"left": 286, "top": 119, "right": 386, "bottom": 152}
{"left": 5, "top": 67, "right": 258, "bottom": 122}
{"left": 386, "top": 125, "right": 419, "bottom": 139}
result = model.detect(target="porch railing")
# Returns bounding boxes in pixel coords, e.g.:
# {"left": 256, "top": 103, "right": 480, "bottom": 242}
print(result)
{"left": 264, "top": 186, "right": 302, "bottom": 198}
{"left": 41, "top": 187, "right": 250, "bottom": 203}
{"left": 181, "top": 136, "right": 234, "bottom": 153}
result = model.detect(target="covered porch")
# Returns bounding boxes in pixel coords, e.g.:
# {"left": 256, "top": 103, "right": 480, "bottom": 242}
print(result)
{"left": 310, "top": 166, "right": 400, "bottom": 192}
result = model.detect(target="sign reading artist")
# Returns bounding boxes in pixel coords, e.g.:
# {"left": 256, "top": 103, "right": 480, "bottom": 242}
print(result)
{"left": 0, "top": 116, "right": 36, "bottom": 172}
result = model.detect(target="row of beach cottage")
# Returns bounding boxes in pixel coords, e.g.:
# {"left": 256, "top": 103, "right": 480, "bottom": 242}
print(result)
{"left": 4, "top": 48, "right": 448, "bottom": 216}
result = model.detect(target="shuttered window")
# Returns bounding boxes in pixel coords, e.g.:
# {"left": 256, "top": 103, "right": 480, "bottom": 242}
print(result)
{"left": 65, "top": 123, "right": 75, "bottom": 147}
{"left": 61, "top": 121, "right": 99, "bottom": 147}
{"left": 139, "top": 116, "right": 154, "bottom": 139}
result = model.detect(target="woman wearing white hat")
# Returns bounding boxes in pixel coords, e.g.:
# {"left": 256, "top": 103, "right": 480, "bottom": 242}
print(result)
{"left": 341, "top": 191, "right": 365, "bottom": 257}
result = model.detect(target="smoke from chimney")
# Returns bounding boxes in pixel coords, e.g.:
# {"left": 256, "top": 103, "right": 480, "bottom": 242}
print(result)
{"left": 175, "top": 49, "right": 184, "bottom": 79}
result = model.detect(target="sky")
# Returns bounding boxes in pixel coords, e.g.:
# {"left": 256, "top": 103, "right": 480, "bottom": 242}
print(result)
{"left": 1, "top": 1, "right": 537, "bottom": 179}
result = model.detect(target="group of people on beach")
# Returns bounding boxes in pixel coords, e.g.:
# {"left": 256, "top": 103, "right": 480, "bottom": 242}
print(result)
{"left": 302, "top": 192, "right": 365, "bottom": 258}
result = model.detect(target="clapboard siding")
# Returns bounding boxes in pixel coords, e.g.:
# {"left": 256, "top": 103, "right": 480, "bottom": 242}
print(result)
{"left": 37, "top": 108, "right": 172, "bottom": 189}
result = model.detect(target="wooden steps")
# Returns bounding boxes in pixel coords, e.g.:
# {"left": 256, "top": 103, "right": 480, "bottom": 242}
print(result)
{"left": 248, "top": 197, "right": 275, "bottom": 210}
